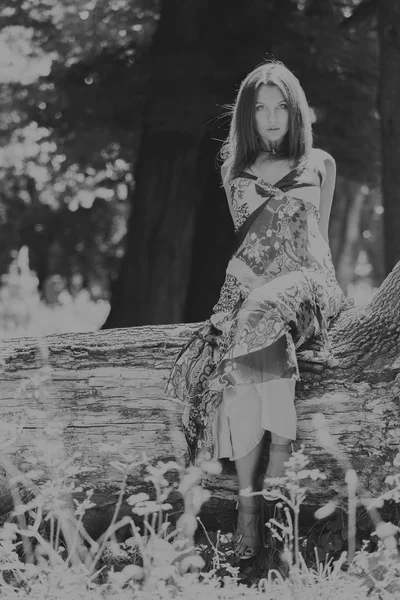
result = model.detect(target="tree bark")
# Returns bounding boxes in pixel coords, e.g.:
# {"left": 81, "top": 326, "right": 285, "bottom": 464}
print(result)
{"left": 1, "top": 262, "right": 400, "bottom": 533}
{"left": 183, "top": 133, "right": 236, "bottom": 322}
{"left": 329, "top": 176, "right": 359, "bottom": 274}
{"left": 335, "top": 182, "right": 367, "bottom": 293}
{"left": 361, "top": 188, "right": 385, "bottom": 288}
{"left": 378, "top": 0, "right": 400, "bottom": 273}
{"left": 103, "top": 0, "right": 297, "bottom": 328}
{"left": 103, "top": 131, "right": 202, "bottom": 326}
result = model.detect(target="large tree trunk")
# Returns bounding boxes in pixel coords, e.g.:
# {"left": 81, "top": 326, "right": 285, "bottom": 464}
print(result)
{"left": 2, "top": 262, "right": 400, "bottom": 534}
{"left": 335, "top": 181, "right": 367, "bottom": 293}
{"left": 103, "top": 0, "right": 297, "bottom": 328}
{"left": 104, "top": 131, "right": 202, "bottom": 326}
{"left": 183, "top": 134, "right": 236, "bottom": 322}
{"left": 328, "top": 176, "right": 354, "bottom": 270}
{"left": 378, "top": 0, "right": 400, "bottom": 273}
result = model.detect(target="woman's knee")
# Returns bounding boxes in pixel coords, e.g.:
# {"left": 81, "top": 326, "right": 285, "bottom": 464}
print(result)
{"left": 270, "top": 433, "right": 292, "bottom": 445}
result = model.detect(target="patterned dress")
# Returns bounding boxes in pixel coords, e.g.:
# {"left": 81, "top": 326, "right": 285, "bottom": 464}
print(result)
{"left": 165, "top": 157, "right": 346, "bottom": 465}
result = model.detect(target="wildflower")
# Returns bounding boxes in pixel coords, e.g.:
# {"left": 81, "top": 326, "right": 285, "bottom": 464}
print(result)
{"left": 176, "top": 514, "right": 198, "bottom": 539}
{"left": 126, "top": 492, "right": 150, "bottom": 506}
{"left": 23, "top": 563, "right": 39, "bottom": 578}
{"left": 132, "top": 501, "right": 173, "bottom": 516}
{"left": 108, "top": 564, "right": 145, "bottom": 586}
{"left": 0, "top": 523, "right": 18, "bottom": 542}
{"left": 179, "top": 554, "right": 205, "bottom": 573}
{"left": 312, "top": 468, "right": 326, "bottom": 480}
{"left": 314, "top": 501, "right": 337, "bottom": 520}
{"left": 345, "top": 468, "right": 358, "bottom": 486}
{"left": 191, "top": 486, "right": 210, "bottom": 512}
{"left": 374, "top": 522, "right": 399, "bottom": 540}
{"left": 73, "top": 490, "right": 96, "bottom": 517}
{"left": 200, "top": 460, "right": 222, "bottom": 475}
{"left": 145, "top": 537, "right": 179, "bottom": 566}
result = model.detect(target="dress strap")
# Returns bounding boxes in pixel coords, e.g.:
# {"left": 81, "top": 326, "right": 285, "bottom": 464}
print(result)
{"left": 248, "top": 166, "right": 258, "bottom": 178}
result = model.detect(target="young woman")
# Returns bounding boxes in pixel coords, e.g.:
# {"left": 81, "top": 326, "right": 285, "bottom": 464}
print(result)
{"left": 165, "top": 60, "right": 346, "bottom": 560}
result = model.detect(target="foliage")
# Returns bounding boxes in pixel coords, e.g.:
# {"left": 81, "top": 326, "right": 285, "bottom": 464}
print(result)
{"left": 0, "top": 0, "right": 383, "bottom": 316}
{"left": 0, "top": 246, "right": 109, "bottom": 338}
{"left": 0, "top": 0, "right": 158, "bottom": 296}
{"left": 283, "top": 2, "right": 379, "bottom": 186}
{"left": 2, "top": 381, "right": 400, "bottom": 599}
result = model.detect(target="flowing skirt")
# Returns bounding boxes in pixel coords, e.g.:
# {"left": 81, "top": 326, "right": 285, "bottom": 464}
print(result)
{"left": 213, "top": 378, "right": 296, "bottom": 461}
{"left": 166, "top": 269, "right": 344, "bottom": 465}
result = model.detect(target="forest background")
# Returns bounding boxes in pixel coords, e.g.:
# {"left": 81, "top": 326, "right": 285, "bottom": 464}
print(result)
{"left": 0, "top": 0, "right": 398, "bottom": 338}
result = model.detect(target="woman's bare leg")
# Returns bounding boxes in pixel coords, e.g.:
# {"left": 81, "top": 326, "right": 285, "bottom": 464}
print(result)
{"left": 234, "top": 436, "right": 265, "bottom": 557}
{"left": 266, "top": 433, "right": 293, "bottom": 478}
{"left": 235, "top": 436, "right": 265, "bottom": 501}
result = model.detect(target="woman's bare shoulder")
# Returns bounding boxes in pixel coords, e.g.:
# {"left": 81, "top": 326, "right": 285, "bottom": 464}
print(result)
{"left": 220, "top": 155, "right": 234, "bottom": 183}
{"left": 310, "top": 147, "right": 335, "bottom": 164}
{"left": 310, "top": 148, "right": 335, "bottom": 184}
{"left": 221, "top": 155, "right": 233, "bottom": 171}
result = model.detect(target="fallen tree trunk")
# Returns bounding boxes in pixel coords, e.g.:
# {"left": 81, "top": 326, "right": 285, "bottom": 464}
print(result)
{"left": 1, "top": 263, "right": 400, "bottom": 534}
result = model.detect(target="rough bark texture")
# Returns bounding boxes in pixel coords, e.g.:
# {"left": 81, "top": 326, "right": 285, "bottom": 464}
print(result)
{"left": 104, "top": 131, "right": 202, "bottom": 326}
{"left": 103, "top": 0, "right": 298, "bottom": 328}
{"left": 378, "top": 0, "right": 400, "bottom": 273}
{"left": 183, "top": 133, "right": 236, "bottom": 322}
{"left": 335, "top": 182, "right": 367, "bottom": 293}
{"left": 1, "top": 263, "right": 400, "bottom": 533}
{"left": 328, "top": 176, "right": 354, "bottom": 270}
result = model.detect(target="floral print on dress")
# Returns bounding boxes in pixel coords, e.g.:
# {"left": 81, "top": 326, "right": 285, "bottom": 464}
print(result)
{"left": 165, "top": 167, "right": 348, "bottom": 466}
{"left": 229, "top": 177, "right": 255, "bottom": 232}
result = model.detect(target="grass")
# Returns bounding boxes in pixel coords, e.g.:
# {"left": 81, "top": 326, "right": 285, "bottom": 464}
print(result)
{"left": 1, "top": 424, "right": 400, "bottom": 600}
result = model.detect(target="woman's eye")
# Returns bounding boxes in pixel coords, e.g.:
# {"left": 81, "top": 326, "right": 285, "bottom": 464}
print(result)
{"left": 256, "top": 104, "right": 287, "bottom": 111}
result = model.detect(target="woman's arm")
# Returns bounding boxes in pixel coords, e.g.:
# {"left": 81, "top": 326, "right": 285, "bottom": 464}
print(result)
{"left": 318, "top": 150, "right": 336, "bottom": 243}
{"left": 221, "top": 160, "right": 236, "bottom": 223}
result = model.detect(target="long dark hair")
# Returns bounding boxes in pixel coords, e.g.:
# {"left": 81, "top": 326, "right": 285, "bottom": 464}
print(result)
{"left": 221, "top": 60, "right": 313, "bottom": 183}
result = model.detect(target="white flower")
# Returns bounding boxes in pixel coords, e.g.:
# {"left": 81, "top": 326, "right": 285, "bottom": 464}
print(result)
{"left": 126, "top": 492, "right": 150, "bottom": 506}
{"left": 201, "top": 460, "right": 222, "bottom": 475}
{"left": 374, "top": 522, "right": 399, "bottom": 540}
{"left": 180, "top": 554, "right": 205, "bottom": 573}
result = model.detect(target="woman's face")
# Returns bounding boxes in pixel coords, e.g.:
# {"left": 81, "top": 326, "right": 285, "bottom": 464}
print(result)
{"left": 254, "top": 84, "right": 290, "bottom": 148}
